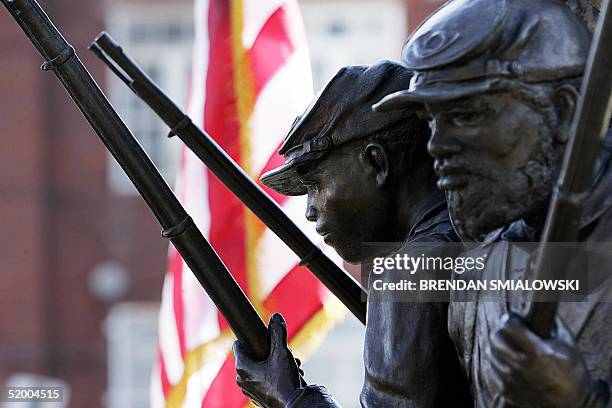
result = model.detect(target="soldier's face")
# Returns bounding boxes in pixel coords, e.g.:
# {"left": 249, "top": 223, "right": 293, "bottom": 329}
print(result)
{"left": 426, "top": 92, "right": 562, "bottom": 240}
{"left": 298, "top": 143, "right": 395, "bottom": 264}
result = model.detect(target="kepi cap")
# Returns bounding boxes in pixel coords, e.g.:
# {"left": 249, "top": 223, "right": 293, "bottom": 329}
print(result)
{"left": 261, "top": 61, "right": 421, "bottom": 196}
{"left": 374, "top": 0, "right": 591, "bottom": 111}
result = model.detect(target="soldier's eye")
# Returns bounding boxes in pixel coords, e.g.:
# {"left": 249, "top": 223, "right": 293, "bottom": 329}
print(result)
{"left": 451, "top": 112, "right": 484, "bottom": 127}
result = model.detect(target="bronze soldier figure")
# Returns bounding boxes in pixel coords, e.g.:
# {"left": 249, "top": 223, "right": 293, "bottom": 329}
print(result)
{"left": 232, "top": 61, "right": 472, "bottom": 407}
{"left": 377, "top": 0, "right": 611, "bottom": 406}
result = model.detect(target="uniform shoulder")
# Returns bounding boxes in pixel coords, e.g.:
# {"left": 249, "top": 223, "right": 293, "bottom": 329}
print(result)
{"left": 408, "top": 204, "right": 459, "bottom": 243}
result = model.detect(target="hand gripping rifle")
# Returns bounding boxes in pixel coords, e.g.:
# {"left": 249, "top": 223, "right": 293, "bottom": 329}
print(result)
{"left": 89, "top": 32, "right": 368, "bottom": 324}
{"left": 1, "top": 0, "right": 271, "bottom": 359}
{"left": 524, "top": 0, "right": 612, "bottom": 338}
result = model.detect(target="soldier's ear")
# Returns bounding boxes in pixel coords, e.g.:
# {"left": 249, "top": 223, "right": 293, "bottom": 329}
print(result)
{"left": 362, "top": 142, "right": 389, "bottom": 188}
{"left": 552, "top": 84, "right": 579, "bottom": 144}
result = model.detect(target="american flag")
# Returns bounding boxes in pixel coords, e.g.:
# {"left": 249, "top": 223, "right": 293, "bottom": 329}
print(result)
{"left": 150, "top": 0, "right": 347, "bottom": 406}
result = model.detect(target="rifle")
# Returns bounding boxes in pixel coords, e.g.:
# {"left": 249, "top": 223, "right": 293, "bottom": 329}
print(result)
{"left": 524, "top": 0, "right": 612, "bottom": 338}
{"left": 89, "top": 32, "right": 368, "bottom": 324}
{"left": 1, "top": 0, "right": 271, "bottom": 359}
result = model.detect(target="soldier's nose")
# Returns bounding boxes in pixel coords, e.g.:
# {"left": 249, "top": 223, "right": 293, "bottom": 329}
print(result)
{"left": 427, "top": 130, "right": 463, "bottom": 158}
{"left": 305, "top": 205, "right": 318, "bottom": 222}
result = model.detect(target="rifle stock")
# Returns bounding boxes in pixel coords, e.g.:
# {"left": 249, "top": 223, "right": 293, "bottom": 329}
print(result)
{"left": 90, "top": 32, "right": 368, "bottom": 324}
{"left": 1, "top": 0, "right": 270, "bottom": 359}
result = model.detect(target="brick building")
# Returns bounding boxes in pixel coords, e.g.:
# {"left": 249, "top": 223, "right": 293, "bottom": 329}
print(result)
{"left": 0, "top": 0, "right": 443, "bottom": 406}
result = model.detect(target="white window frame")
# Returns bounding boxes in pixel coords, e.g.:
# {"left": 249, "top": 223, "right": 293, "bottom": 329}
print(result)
{"left": 105, "top": 302, "right": 160, "bottom": 408}
{"left": 105, "top": 4, "right": 194, "bottom": 195}
{"left": 300, "top": 0, "right": 407, "bottom": 90}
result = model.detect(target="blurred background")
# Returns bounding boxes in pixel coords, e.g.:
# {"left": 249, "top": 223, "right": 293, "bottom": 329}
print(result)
{"left": 0, "top": 0, "right": 443, "bottom": 406}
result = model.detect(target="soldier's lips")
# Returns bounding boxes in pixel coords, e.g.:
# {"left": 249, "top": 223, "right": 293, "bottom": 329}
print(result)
{"left": 437, "top": 173, "right": 470, "bottom": 190}
{"left": 316, "top": 229, "right": 332, "bottom": 244}
{"left": 435, "top": 161, "right": 471, "bottom": 190}
{"left": 322, "top": 232, "right": 332, "bottom": 244}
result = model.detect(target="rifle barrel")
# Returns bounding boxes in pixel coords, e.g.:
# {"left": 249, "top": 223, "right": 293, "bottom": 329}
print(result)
{"left": 2, "top": 0, "right": 270, "bottom": 359}
{"left": 90, "top": 32, "right": 368, "bottom": 324}
{"left": 525, "top": 0, "right": 612, "bottom": 337}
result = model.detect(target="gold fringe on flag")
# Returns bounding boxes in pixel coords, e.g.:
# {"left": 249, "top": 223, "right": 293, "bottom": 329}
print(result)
{"left": 165, "top": 298, "right": 347, "bottom": 408}
{"left": 243, "top": 297, "right": 348, "bottom": 408}
{"left": 229, "top": 0, "right": 266, "bottom": 317}
{"left": 165, "top": 331, "right": 236, "bottom": 408}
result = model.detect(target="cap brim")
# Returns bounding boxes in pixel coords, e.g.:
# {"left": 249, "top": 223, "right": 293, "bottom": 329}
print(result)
{"left": 373, "top": 79, "right": 501, "bottom": 110}
{"left": 373, "top": 90, "right": 421, "bottom": 111}
{"left": 260, "top": 162, "right": 307, "bottom": 196}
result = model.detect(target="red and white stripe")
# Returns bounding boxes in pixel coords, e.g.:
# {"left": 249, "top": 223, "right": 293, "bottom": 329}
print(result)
{"left": 151, "top": 1, "right": 346, "bottom": 407}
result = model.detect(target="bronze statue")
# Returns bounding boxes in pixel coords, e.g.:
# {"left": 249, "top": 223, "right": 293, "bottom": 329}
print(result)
{"left": 233, "top": 61, "right": 472, "bottom": 407}
{"left": 377, "top": 0, "right": 611, "bottom": 406}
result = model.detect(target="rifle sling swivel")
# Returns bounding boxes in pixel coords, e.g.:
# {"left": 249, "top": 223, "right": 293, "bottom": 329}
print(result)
{"left": 168, "top": 115, "right": 192, "bottom": 138}
{"left": 299, "top": 247, "right": 323, "bottom": 267}
{"left": 162, "top": 215, "right": 194, "bottom": 239}
{"left": 41, "top": 45, "right": 75, "bottom": 71}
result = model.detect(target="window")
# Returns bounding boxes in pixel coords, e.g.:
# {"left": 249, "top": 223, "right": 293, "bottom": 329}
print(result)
{"left": 300, "top": 0, "right": 407, "bottom": 90}
{"left": 105, "top": 5, "right": 194, "bottom": 194}
{"left": 105, "top": 302, "right": 159, "bottom": 407}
